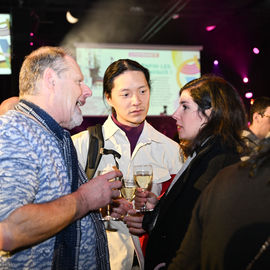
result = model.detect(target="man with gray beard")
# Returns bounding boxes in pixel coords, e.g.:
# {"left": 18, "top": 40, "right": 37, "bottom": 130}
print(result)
{"left": 0, "top": 46, "right": 122, "bottom": 270}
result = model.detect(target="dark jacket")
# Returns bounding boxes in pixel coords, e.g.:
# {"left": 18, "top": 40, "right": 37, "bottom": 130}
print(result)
{"left": 143, "top": 136, "right": 240, "bottom": 269}
{"left": 168, "top": 142, "right": 270, "bottom": 270}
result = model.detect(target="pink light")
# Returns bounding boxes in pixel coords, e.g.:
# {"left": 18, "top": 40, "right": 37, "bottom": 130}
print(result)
{"left": 245, "top": 91, "right": 253, "bottom": 99}
{"left": 243, "top": 77, "right": 249, "bottom": 83}
{"left": 30, "top": 32, "right": 34, "bottom": 36}
{"left": 30, "top": 42, "right": 34, "bottom": 46}
{"left": 253, "top": 47, "right": 260, "bottom": 54}
{"left": 206, "top": 25, "right": 216, "bottom": 32}
{"left": 213, "top": 60, "right": 219, "bottom": 66}
{"left": 172, "top": 13, "right": 180, "bottom": 19}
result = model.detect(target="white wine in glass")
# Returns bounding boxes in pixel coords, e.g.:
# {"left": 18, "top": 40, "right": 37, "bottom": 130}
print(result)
{"left": 121, "top": 178, "right": 136, "bottom": 202}
{"left": 133, "top": 165, "right": 153, "bottom": 212}
{"left": 97, "top": 169, "right": 119, "bottom": 230}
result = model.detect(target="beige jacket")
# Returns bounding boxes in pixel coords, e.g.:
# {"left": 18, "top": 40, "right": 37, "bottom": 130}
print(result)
{"left": 72, "top": 116, "right": 182, "bottom": 270}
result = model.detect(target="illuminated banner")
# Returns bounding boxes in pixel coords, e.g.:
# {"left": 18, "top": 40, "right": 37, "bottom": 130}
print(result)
{"left": 76, "top": 43, "right": 202, "bottom": 116}
{"left": 0, "top": 14, "right": 11, "bottom": 75}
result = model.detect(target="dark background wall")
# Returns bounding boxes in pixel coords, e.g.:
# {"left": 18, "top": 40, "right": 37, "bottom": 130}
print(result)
{"left": 70, "top": 116, "right": 179, "bottom": 140}
{"left": 0, "top": 0, "right": 269, "bottom": 135}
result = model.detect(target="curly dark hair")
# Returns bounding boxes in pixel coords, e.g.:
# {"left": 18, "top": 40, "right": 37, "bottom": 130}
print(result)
{"left": 180, "top": 74, "right": 247, "bottom": 155}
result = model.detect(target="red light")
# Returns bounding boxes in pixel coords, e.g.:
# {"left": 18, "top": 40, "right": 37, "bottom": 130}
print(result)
{"left": 30, "top": 32, "right": 34, "bottom": 37}
{"left": 30, "top": 42, "right": 34, "bottom": 46}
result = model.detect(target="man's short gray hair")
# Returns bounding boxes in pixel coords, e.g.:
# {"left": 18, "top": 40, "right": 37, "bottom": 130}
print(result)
{"left": 19, "top": 46, "right": 73, "bottom": 97}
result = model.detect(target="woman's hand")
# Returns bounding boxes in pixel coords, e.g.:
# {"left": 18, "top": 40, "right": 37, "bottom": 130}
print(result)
{"left": 134, "top": 188, "right": 159, "bottom": 211}
{"left": 110, "top": 197, "right": 133, "bottom": 220}
{"left": 123, "top": 209, "right": 146, "bottom": 236}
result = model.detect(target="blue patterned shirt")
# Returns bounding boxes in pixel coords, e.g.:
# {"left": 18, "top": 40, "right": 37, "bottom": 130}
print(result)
{"left": 0, "top": 110, "right": 100, "bottom": 270}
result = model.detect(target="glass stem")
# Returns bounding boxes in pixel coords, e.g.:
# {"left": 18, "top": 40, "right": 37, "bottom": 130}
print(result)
{"left": 107, "top": 205, "right": 111, "bottom": 216}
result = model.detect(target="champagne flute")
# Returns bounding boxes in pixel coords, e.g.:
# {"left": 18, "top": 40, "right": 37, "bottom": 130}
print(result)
{"left": 98, "top": 169, "right": 120, "bottom": 232}
{"left": 133, "top": 165, "right": 153, "bottom": 212}
{"left": 121, "top": 178, "right": 137, "bottom": 202}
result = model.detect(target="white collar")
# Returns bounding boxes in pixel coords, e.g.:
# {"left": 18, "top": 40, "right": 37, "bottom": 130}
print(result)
{"left": 102, "top": 116, "right": 165, "bottom": 144}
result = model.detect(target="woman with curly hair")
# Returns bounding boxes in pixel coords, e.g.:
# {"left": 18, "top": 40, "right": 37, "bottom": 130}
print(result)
{"left": 122, "top": 74, "right": 247, "bottom": 269}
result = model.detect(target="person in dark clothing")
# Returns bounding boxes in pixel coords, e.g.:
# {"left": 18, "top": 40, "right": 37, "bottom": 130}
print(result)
{"left": 121, "top": 74, "right": 247, "bottom": 269}
{"left": 168, "top": 137, "right": 270, "bottom": 270}
{"left": 241, "top": 96, "right": 270, "bottom": 159}
{"left": 247, "top": 96, "right": 270, "bottom": 140}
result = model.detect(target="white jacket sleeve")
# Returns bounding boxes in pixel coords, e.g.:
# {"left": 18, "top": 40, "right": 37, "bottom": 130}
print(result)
{"left": 72, "top": 130, "right": 90, "bottom": 169}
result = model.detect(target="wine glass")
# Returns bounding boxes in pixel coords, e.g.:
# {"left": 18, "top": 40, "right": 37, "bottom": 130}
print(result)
{"left": 133, "top": 165, "right": 153, "bottom": 212}
{"left": 98, "top": 169, "right": 120, "bottom": 231}
{"left": 121, "top": 178, "right": 137, "bottom": 202}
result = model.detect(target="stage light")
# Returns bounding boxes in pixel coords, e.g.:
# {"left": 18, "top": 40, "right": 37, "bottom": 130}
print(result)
{"left": 66, "top": 11, "right": 78, "bottom": 24}
{"left": 250, "top": 98, "right": 254, "bottom": 105}
{"left": 253, "top": 47, "right": 260, "bottom": 54}
{"left": 243, "top": 77, "right": 249, "bottom": 83}
{"left": 245, "top": 91, "right": 253, "bottom": 99}
{"left": 206, "top": 25, "right": 216, "bottom": 32}
{"left": 30, "top": 42, "right": 33, "bottom": 46}
{"left": 213, "top": 60, "right": 218, "bottom": 66}
{"left": 30, "top": 32, "right": 34, "bottom": 37}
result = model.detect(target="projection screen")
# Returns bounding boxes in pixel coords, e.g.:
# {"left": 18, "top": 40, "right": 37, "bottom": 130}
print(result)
{"left": 75, "top": 43, "right": 202, "bottom": 116}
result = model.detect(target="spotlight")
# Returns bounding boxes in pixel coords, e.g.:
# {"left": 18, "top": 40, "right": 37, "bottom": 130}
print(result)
{"left": 245, "top": 91, "right": 253, "bottom": 99}
{"left": 253, "top": 47, "right": 260, "bottom": 54}
{"left": 206, "top": 25, "right": 216, "bottom": 32}
{"left": 66, "top": 11, "right": 79, "bottom": 24}
{"left": 213, "top": 60, "right": 219, "bottom": 66}
{"left": 243, "top": 77, "right": 249, "bottom": 83}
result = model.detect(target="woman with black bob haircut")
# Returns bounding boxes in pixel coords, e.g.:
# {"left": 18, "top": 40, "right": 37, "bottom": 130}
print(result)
{"left": 123, "top": 74, "right": 248, "bottom": 270}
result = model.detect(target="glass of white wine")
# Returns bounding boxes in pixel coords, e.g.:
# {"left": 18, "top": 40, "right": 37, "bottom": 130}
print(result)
{"left": 98, "top": 169, "right": 120, "bottom": 225}
{"left": 133, "top": 164, "right": 153, "bottom": 212}
{"left": 121, "top": 178, "right": 137, "bottom": 202}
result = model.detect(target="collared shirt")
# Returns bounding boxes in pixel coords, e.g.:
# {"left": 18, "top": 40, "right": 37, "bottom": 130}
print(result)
{"left": 72, "top": 115, "right": 182, "bottom": 270}
{"left": 0, "top": 109, "right": 101, "bottom": 270}
{"left": 73, "top": 116, "right": 182, "bottom": 194}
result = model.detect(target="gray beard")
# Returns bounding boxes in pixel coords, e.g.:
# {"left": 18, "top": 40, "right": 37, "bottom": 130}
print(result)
{"left": 62, "top": 109, "right": 83, "bottom": 130}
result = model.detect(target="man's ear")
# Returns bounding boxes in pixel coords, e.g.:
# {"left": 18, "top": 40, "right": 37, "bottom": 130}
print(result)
{"left": 43, "top": 67, "right": 56, "bottom": 90}
{"left": 105, "top": 94, "right": 112, "bottom": 107}
{"left": 253, "top": 112, "right": 262, "bottom": 123}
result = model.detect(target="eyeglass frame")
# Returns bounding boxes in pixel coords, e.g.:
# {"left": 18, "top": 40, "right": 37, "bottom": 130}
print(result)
{"left": 259, "top": 112, "right": 270, "bottom": 119}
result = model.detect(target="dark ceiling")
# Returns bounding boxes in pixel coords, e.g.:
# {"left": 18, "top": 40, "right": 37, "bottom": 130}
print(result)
{"left": 0, "top": 0, "right": 269, "bottom": 104}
